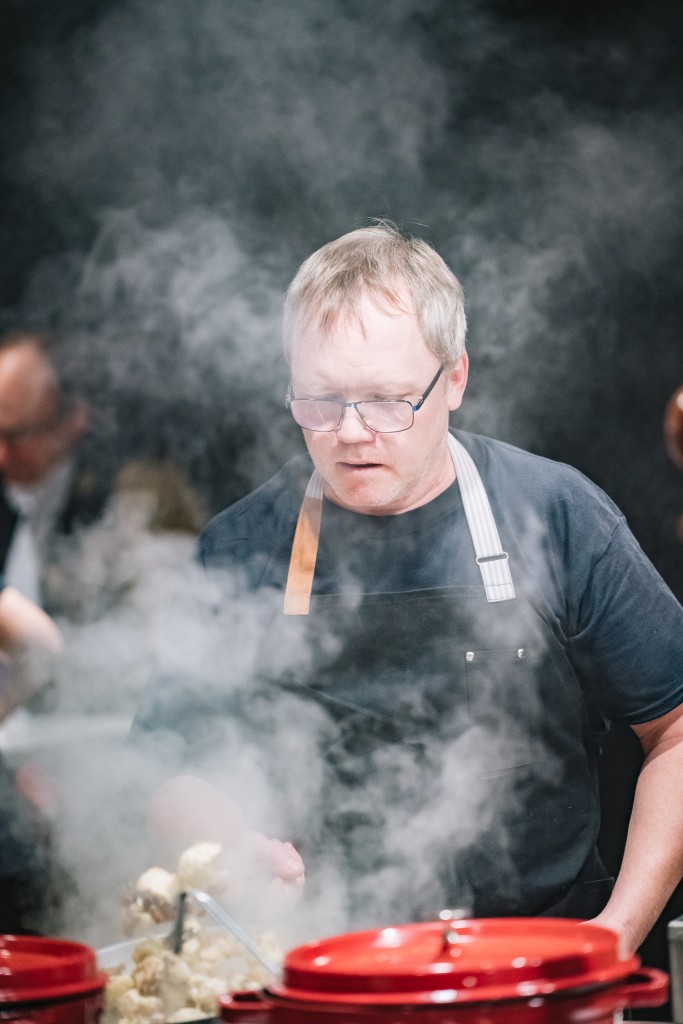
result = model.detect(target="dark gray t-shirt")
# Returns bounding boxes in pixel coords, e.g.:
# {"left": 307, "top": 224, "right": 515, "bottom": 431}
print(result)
{"left": 195, "top": 429, "right": 682, "bottom": 722}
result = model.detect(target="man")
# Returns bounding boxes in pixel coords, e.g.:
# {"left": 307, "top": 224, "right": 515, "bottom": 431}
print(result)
{"left": 131, "top": 224, "right": 683, "bottom": 954}
{"left": 0, "top": 328, "right": 92, "bottom": 607}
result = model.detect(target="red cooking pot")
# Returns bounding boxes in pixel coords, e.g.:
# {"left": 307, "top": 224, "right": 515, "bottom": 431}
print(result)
{"left": 220, "top": 917, "right": 668, "bottom": 1024}
{"left": 0, "top": 935, "right": 107, "bottom": 1023}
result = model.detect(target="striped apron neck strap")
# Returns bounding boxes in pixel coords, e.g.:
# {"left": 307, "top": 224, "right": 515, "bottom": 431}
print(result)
{"left": 447, "top": 433, "right": 515, "bottom": 603}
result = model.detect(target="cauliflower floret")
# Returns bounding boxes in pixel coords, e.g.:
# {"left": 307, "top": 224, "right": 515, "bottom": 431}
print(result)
{"left": 131, "top": 954, "right": 165, "bottom": 996}
{"left": 124, "top": 866, "right": 179, "bottom": 932}
{"left": 196, "top": 932, "right": 242, "bottom": 964}
{"left": 189, "top": 971, "right": 231, "bottom": 1014}
{"left": 176, "top": 841, "right": 229, "bottom": 894}
{"left": 131, "top": 938, "right": 166, "bottom": 965}
{"left": 105, "top": 972, "right": 135, "bottom": 1005}
{"left": 156, "top": 952, "right": 194, "bottom": 1013}
{"left": 136, "top": 866, "right": 178, "bottom": 902}
{"left": 225, "top": 969, "right": 263, "bottom": 993}
{"left": 114, "top": 987, "right": 166, "bottom": 1024}
{"left": 159, "top": 952, "right": 194, "bottom": 988}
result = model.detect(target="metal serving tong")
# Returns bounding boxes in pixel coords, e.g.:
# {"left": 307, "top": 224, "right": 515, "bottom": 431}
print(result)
{"left": 167, "top": 886, "right": 282, "bottom": 980}
{"left": 167, "top": 890, "right": 188, "bottom": 954}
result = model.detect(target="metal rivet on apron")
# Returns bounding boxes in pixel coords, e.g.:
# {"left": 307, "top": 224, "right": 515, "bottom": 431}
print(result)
{"left": 517, "top": 648, "right": 526, "bottom": 659}
{"left": 465, "top": 651, "right": 475, "bottom": 662}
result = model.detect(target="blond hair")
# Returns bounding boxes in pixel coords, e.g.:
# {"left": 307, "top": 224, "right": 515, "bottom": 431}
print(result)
{"left": 283, "top": 222, "right": 466, "bottom": 369}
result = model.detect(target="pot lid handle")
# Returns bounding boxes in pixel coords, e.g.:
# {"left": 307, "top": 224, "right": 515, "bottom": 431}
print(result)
{"left": 437, "top": 908, "right": 471, "bottom": 960}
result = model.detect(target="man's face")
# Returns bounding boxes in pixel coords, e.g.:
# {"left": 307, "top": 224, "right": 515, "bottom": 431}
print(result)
{"left": 289, "top": 288, "right": 468, "bottom": 515}
{"left": 0, "top": 341, "right": 88, "bottom": 486}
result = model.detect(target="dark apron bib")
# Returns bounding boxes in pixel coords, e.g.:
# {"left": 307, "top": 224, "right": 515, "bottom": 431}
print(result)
{"left": 256, "top": 581, "right": 612, "bottom": 926}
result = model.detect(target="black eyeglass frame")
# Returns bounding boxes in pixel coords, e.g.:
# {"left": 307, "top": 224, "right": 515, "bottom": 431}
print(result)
{"left": 286, "top": 366, "right": 444, "bottom": 434}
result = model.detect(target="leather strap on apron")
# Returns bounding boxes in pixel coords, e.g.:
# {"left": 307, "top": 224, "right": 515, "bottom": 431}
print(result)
{"left": 283, "top": 470, "right": 324, "bottom": 615}
{"left": 284, "top": 433, "right": 515, "bottom": 614}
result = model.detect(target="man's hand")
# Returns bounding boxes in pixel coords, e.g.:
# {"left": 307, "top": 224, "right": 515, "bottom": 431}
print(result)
{"left": 582, "top": 914, "right": 634, "bottom": 961}
{"left": 147, "top": 773, "right": 306, "bottom": 919}
{"left": 244, "top": 832, "right": 306, "bottom": 917}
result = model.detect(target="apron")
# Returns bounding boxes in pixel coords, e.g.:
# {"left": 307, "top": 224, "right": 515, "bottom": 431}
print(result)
{"left": 254, "top": 436, "right": 612, "bottom": 926}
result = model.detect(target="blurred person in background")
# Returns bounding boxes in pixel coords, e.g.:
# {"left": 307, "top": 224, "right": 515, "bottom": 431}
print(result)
{"left": 0, "top": 326, "right": 207, "bottom": 933}
{"left": 0, "top": 575, "right": 62, "bottom": 932}
{"left": 130, "top": 223, "right": 682, "bottom": 955}
{"left": 0, "top": 325, "right": 206, "bottom": 691}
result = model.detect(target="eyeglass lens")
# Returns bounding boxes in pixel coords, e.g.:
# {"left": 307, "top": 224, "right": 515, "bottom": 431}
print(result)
{"left": 289, "top": 399, "right": 414, "bottom": 433}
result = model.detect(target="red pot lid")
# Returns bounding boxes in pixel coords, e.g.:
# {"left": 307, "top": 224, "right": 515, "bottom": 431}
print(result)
{"left": 271, "top": 918, "right": 641, "bottom": 1006}
{"left": 0, "top": 934, "right": 108, "bottom": 1004}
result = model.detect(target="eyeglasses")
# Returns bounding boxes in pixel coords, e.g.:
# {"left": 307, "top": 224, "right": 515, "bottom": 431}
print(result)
{"left": 287, "top": 367, "right": 443, "bottom": 434}
{"left": 0, "top": 412, "right": 66, "bottom": 446}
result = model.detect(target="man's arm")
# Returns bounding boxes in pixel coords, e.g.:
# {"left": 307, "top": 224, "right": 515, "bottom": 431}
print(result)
{"left": 0, "top": 585, "right": 63, "bottom": 721}
{"left": 589, "top": 701, "right": 683, "bottom": 956}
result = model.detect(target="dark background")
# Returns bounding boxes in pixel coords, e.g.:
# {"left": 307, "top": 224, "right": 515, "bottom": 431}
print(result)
{"left": 0, "top": 0, "right": 681, "bottom": 1013}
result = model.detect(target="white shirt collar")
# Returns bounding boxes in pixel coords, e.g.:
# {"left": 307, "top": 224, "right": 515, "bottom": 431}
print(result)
{"left": 7, "top": 458, "right": 76, "bottom": 544}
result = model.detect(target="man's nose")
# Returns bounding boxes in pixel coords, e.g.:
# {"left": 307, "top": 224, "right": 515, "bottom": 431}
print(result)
{"left": 335, "top": 405, "right": 376, "bottom": 442}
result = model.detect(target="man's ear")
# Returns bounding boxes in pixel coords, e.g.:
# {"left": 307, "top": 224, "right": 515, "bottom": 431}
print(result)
{"left": 446, "top": 353, "right": 469, "bottom": 412}
{"left": 65, "top": 400, "right": 91, "bottom": 444}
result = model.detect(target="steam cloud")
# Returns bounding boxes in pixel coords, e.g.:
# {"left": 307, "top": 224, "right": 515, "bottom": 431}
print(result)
{"left": 0, "top": 0, "right": 680, "bottom": 947}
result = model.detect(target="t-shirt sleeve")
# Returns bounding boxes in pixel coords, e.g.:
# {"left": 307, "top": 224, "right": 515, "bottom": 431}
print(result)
{"left": 567, "top": 518, "right": 683, "bottom": 724}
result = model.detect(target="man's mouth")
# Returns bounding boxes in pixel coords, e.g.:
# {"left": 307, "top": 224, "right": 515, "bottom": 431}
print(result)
{"left": 340, "top": 461, "right": 383, "bottom": 469}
